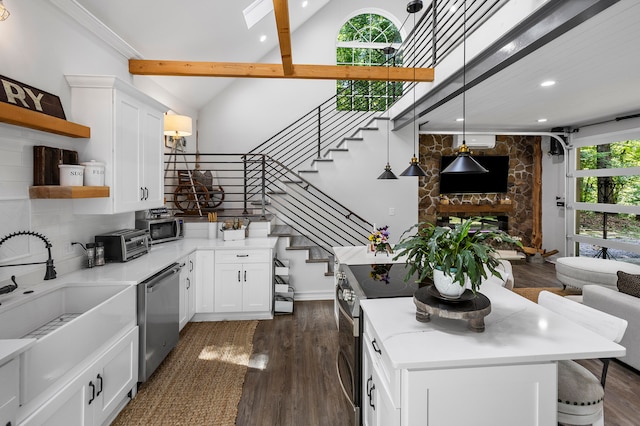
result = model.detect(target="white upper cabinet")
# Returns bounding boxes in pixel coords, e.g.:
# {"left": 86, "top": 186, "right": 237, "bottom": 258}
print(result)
{"left": 65, "top": 75, "right": 166, "bottom": 214}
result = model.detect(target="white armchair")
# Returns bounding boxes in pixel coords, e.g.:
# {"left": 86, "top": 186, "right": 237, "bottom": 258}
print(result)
{"left": 583, "top": 284, "right": 640, "bottom": 371}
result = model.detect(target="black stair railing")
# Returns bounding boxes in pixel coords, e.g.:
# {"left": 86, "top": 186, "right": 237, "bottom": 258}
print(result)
{"left": 164, "top": 1, "right": 509, "bottom": 254}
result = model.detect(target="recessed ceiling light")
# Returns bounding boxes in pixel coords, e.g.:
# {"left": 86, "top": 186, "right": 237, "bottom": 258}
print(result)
{"left": 302, "top": 1, "right": 308, "bottom": 7}
{"left": 449, "top": 6, "right": 457, "bottom": 13}
{"left": 540, "top": 80, "right": 556, "bottom": 87}
{"left": 260, "top": 35, "right": 267, "bottom": 42}
{"left": 537, "top": 118, "right": 548, "bottom": 123}
{"left": 456, "top": 118, "right": 464, "bottom": 122}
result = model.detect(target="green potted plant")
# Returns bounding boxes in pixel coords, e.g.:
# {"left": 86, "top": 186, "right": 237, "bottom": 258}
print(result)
{"left": 393, "top": 217, "right": 522, "bottom": 298}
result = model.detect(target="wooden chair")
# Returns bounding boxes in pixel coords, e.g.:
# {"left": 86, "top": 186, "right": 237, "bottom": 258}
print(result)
{"left": 538, "top": 291, "right": 628, "bottom": 426}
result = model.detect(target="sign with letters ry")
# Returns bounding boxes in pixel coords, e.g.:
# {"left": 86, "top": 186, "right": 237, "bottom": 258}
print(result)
{"left": 0, "top": 75, "right": 66, "bottom": 119}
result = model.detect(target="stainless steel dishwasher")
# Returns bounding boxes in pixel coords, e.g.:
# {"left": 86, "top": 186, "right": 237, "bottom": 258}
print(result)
{"left": 137, "top": 262, "right": 182, "bottom": 382}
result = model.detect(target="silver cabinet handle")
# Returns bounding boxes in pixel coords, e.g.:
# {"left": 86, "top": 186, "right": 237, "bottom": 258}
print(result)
{"left": 371, "top": 339, "right": 382, "bottom": 355}
{"left": 186, "top": 277, "right": 190, "bottom": 290}
{"left": 237, "top": 271, "right": 241, "bottom": 282}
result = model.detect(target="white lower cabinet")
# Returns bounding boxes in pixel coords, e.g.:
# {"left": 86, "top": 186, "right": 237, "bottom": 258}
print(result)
{"left": 214, "top": 250, "right": 271, "bottom": 314}
{"left": 195, "top": 250, "right": 214, "bottom": 313}
{"left": 20, "top": 327, "right": 139, "bottom": 426}
{"left": 179, "top": 253, "right": 197, "bottom": 330}
{"left": 0, "top": 358, "right": 19, "bottom": 426}
{"left": 362, "top": 332, "right": 400, "bottom": 426}
{"left": 362, "top": 310, "right": 557, "bottom": 426}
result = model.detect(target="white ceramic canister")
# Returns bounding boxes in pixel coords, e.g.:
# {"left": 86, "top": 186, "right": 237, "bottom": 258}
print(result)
{"left": 58, "top": 164, "right": 85, "bottom": 186}
{"left": 80, "top": 160, "right": 105, "bottom": 186}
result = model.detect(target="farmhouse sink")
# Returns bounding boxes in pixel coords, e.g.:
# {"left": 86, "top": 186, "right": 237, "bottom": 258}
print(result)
{"left": 0, "top": 283, "right": 136, "bottom": 405}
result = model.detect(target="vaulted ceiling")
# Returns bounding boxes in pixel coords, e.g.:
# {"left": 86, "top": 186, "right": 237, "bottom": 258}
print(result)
{"left": 72, "top": 0, "right": 640, "bottom": 133}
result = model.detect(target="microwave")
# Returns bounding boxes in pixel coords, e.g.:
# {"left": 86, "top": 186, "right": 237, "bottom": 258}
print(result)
{"left": 135, "top": 217, "right": 184, "bottom": 245}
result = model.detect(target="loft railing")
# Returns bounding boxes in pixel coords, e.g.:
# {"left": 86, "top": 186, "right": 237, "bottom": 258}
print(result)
{"left": 164, "top": 152, "right": 372, "bottom": 254}
{"left": 164, "top": 1, "right": 509, "bottom": 253}
{"left": 248, "top": 0, "right": 508, "bottom": 171}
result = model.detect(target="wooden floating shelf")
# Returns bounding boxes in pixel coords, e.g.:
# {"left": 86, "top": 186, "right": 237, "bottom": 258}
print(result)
{"left": 437, "top": 203, "right": 514, "bottom": 214}
{"left": 29, "top": 186, "right": 110, "bottom": 199}
{"left": 0, "top": 102, "right": 90, "bottom": 138}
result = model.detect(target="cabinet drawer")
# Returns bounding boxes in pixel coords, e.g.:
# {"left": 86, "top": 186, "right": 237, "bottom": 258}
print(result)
{"left": 363, "top": 316, "right": 401, "bottom": 406}
{"left": 216, "top": 250, "right": 270, "bottom": 264}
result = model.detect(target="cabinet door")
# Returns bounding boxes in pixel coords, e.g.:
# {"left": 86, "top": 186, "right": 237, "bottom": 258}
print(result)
{"left": 362, "top": 335, "right": 399, "bottom": 426}
{"left": 113, "top": 91, "right": 144, "bottom": 213}
{"left": 242, "top": 262, "right": 271, "bottom": 312}
{"left": 187, "top": 253, "right": 197, "bottom": 320}
{"left": 94, "top": 327, "right": 139, "bottom": 425}
{"left": 195, "top": 251, "right": 215, "bottom": 313}
{"left": 179, "top": 256, "right": 189, "bottom": 330}
{"left": 214, "top": 263, "right": 243, "bottom": 312}
{"left": 138, "top": 108, "right": 164, "bottom": 209}
{"left": 19, "top": 370, "right": 93, "bottom": 426}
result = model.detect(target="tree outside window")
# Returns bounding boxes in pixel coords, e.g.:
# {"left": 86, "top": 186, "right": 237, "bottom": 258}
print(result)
{"left": 336, "top": 13, "right": 403, "bottom": 112}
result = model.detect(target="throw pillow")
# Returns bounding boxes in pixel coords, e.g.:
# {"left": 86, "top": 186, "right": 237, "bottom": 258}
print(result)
{"left": 617, "top": 271, "right": 640, "bottom": 298}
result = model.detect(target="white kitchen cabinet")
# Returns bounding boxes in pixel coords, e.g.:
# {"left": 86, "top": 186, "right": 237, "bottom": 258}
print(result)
{"left": 0, "top": 357, "right": 19, "bottom": 426}
{"left": 214, "top": 250, "right": 271, "bottom": 314}
{"left": 65, "top": 75, "right": 166, "bottom": 214}
{"left": 195, "top": 250, "right": 215, "bottom": 314}
{"left": 179, "top": 252, "right": 197, "bottom": 330}
{"left": 362, "top": 332, "right": 399, "bottom": 426}
{"left": 20, "top": 327, "right": 139, "bottom": 426}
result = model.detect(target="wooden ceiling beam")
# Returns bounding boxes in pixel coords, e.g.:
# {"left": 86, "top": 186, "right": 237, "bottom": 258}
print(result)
{"left": 273, "top": 0, "right": 293, "bottom": 75}
{"left": 129, "top": 59, "right": 435, "bottom": 82}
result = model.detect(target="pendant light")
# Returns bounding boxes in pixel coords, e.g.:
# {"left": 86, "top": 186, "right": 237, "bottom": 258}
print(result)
{"left": 400, "top": 0, "right": 427, "bottom": 177}
{"left": 378, "top": 46, "right": 398, "bottom": 180}
{"left": 441, "top": 0, "right": 488, "bottom": 175}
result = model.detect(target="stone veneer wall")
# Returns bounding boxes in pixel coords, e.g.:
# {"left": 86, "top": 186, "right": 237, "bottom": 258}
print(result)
{"left": 417, "top": 134, "right": 539, "bottom": 247}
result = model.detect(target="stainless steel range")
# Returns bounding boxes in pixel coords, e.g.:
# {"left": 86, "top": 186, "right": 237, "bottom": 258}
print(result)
{"left": 335, "top": 263, "right": 420, "bottom": 426}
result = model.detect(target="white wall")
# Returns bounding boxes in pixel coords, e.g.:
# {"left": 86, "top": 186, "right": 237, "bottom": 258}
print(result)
{"left": 0, "top": 0, "right": 179, "bottom": 284}
{"left": 197, "top": 0, "right": 410, "bottom": 154}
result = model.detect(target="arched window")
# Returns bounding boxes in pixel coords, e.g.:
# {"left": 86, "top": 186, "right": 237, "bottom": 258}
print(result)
{"left": 336, "top": 13, "right": 403, "bottom": 111}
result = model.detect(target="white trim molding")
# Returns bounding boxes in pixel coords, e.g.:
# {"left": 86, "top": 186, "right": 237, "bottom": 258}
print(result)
{"left": 49, "top": 0, "right": 143, "bottom": 60}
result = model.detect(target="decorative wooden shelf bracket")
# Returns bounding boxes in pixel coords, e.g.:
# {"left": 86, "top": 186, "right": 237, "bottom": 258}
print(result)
{"left": 29, "top": 186, "right": 109, "bottom": 199}
{"left": 0, "top": 102, "right": 90, "bottom": 138}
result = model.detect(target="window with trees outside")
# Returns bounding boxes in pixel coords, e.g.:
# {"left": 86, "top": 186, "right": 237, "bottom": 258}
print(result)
{"left": 336, "top": 13, "right": 403, "bottom": 112}
{"left": 573, "top": 139, "right": 640, "bottom": 261}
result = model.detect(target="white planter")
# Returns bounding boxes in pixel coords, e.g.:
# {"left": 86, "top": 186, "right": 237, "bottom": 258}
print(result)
{"left": 433, "top": 268, "right": 468, "bottom": 299}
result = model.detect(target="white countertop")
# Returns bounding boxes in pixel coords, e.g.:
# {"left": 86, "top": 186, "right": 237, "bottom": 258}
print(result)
{"left": 0, "top": 237, "right": 278, "bottom": 365}
{"left": 0, "top": 339, "right": 36, "bottom": 366}
{"left": 361, "top": 282, "right": 626, "bottom": 370}
{"left": 333, "top": 245, "right": 408, "bottom": 265}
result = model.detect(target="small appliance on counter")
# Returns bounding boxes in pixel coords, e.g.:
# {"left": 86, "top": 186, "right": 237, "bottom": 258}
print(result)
{"left": 94, "top": 229, "right": 149, "bottom": 262}
{"left": 135, "top": 208, "right": 184, "bottom": 245}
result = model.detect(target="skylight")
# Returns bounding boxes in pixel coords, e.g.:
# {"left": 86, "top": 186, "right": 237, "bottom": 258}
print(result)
{"left": 243, "top": 0, "right": 274, "bottom": 29}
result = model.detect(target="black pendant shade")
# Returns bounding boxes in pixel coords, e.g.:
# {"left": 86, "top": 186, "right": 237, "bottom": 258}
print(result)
{"left": 441, "top": 142, "right": 488, "bottom": 174}
{"left": 400, "top": 157, "right": 427, "bottom": 177}
{"left": 378, "top": 163, "right": 398, "bottom": 179}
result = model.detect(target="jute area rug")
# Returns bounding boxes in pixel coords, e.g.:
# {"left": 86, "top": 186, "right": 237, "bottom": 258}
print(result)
{"left": 512, "top": 286, "right": 582, "bottom": 303}
{"left": 112, "top": 320, "right": 258, "bottom": 426}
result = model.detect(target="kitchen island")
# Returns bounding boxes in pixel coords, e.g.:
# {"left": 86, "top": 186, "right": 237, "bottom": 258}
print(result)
{"left": 360, "top": 281, "right": 626, "bottom": 426}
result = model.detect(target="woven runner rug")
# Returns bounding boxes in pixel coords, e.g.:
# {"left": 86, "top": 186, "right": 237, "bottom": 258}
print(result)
{"left": 512, "top": 286, "right": 581, "bottom": 303}
{"left": 112, "top": 320, "right": 258, "bottom": 426}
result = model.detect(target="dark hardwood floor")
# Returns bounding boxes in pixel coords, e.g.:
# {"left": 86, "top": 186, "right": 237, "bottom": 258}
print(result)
{"left": 237, "top": 261, "right": 640, "bottom": 426}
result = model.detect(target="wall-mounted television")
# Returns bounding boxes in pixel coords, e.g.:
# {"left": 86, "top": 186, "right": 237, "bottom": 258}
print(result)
{"left": 439, "top": 155, "right": 510, "bottom": 194}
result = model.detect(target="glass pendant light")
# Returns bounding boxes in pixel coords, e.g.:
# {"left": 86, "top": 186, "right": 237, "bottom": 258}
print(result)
{"left": 441, "top": 0, "right": 488, "bottom": 175}
{"left": 400, "top": 0, "right": 427, "bottom": 177}
{"left": 378, "top": 46, "right": 398, "bottom": 180}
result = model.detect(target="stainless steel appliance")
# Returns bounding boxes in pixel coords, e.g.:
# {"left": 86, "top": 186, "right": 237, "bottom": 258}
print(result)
{"left": 94, "top": 229, "right": 149, "bottom": 262}
{"left": 336, "top": 263, "right": 419, "bottom": 426}
{"left": 137, "top": 263, "right": 181, "bottom": 382}
{"left": 135, "top": 208, "right": 184, "bottom": 245}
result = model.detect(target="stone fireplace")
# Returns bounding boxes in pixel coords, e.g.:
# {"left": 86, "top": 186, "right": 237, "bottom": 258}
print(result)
{"left": 417, "top": 134, "right": 539, "bottom": 247}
